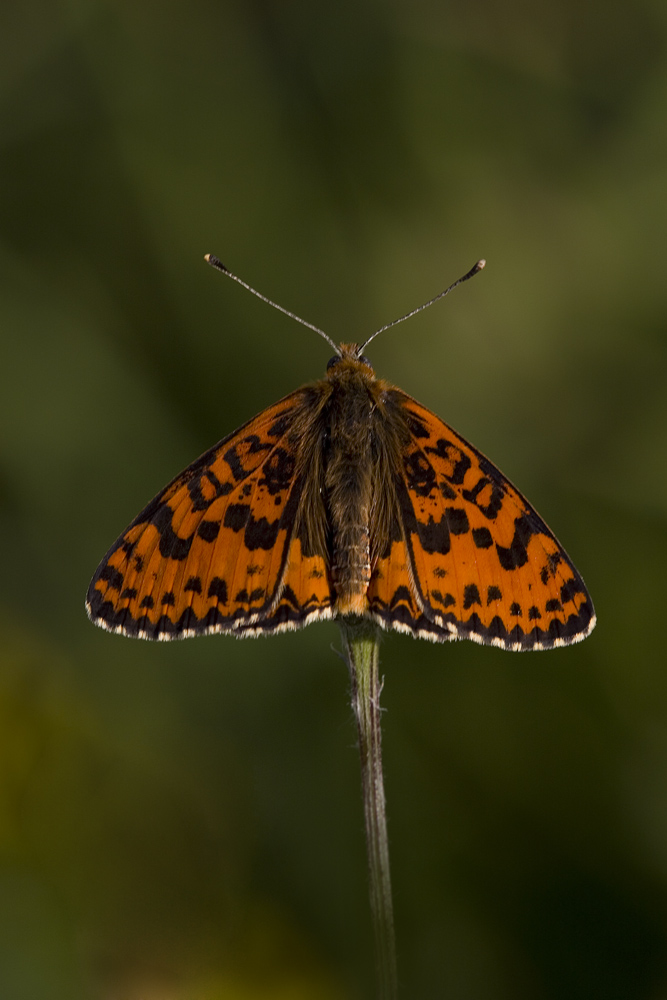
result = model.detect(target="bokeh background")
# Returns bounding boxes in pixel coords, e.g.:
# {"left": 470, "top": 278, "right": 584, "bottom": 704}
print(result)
{"left": 1, "top": 0, "right": 667, "bottom": 997}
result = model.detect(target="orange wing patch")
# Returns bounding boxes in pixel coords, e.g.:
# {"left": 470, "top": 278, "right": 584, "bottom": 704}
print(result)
{"left": 86, "top": 393, "right": 334, "bottom": 639}
{"left": 378, "top": 396, "right": 595, "bottom": 650}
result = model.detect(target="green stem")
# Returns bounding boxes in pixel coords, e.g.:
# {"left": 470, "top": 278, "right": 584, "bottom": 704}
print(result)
{"left": 339, "top": 617, "right": 398, "bottom": 999}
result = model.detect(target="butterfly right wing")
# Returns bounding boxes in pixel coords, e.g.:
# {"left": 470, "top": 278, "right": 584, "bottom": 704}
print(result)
{"left": 367, "top": 392, "right": 595, "bottom": 650}
{"left": 86, "top": 390, "right": 333, "bottom": 640}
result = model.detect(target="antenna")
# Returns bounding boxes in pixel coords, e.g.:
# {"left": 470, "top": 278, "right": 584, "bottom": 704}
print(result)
{"left": 205, "top": 254, "right": 340, "bottom": 355}
{"left": 359, "top": 259, "right": 486, "bottom": 353}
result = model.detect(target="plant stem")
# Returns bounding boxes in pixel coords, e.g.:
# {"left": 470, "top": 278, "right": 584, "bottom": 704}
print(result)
{"left": 339, "top": 617, "right": 398, "bottom": 999}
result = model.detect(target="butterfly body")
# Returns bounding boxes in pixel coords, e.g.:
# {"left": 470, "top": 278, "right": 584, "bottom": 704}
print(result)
{"left": 87, "top": 343, "right": 594, "bottom": 650}
{"left": 319, "top": 347, "right": 405, "bottom": 616}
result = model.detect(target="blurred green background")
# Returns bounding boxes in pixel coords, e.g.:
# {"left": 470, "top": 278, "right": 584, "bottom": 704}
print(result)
{"left": 1, "top": 0, "right": 667, "bottom": 996}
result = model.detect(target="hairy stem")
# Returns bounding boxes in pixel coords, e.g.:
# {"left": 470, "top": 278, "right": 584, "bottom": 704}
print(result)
{"left": 339, "top": 617, "right": 398, "bottom": 999}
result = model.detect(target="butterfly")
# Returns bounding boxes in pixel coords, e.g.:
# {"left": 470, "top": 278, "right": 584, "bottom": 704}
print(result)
{"left": 86, "top": 257, "right": 595, "bottom": 651}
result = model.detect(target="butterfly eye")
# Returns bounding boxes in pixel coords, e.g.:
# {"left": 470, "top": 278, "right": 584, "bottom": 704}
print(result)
{"left": 327, "top": 352, "right": 372, "bottom": 371}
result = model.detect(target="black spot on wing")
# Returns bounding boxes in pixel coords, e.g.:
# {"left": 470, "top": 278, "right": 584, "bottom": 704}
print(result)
{"left": 188, "top": 469, "right": 233, "bottom": 511}
{"left": 224, "top": 504, "right": 251, "bottom": 533}
{"left": 99, "top": 565, "right": 124, "bottom": 591}
{"left": 446, "top": 508, "right": 469, "bottom": 534}
{"left": 152, "top": 504, "right": 194, "bottom": 561}
{"left": 416, "top": 516, "right": 451, "bottom": 555}
{"left": 197, "top": 520, "right": 221, "bottom": 542}
{"left": 496, "top": 515, "right": 534, "bottom": 571}
{"left": 223, "top": 435, "right": 272, "bottom": 482}
{"left": 439, "top": 481, "right": 457, "bottom": 501}
{"left": 208, "top": 577, "right": 228, "bottom": 603}
{"left": 463, "top": 584, "right": 481, "bottom": 609}
{"left": 472, "top": 527, "right": 493, "bottom": 549}
{"left": 244, "top": 515, "right": 282, "bottom": 551}
{"left": 431, "top": 590, "right": 456, "bottom": 609}
{"left": 258, "top": 448, "right": 296, "bottom": 495}
{"left": 234, "top": 587, "right": 265, "bottom": 603}
{"left": 461, "top": 476, "right": 504, "bottom": 519}
{"left": 425, "top": 438, "right": 472, "bottom": 485}
{"left": 404, "top": 451, "right": 437, "bottom": 497}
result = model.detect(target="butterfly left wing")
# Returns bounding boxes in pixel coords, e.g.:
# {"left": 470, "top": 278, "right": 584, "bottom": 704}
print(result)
{"left": 86, "top": 391, "right": 333, "bottom": 639}
{"left": 368, "top": 393, "right": 595, "bottom": 650}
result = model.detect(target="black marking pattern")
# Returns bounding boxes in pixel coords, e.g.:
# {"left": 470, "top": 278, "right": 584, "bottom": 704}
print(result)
{"left": 463, "top": 584, "right": 481, "bottom": 609}
{"left": 197, "top": 520, "right": 221, "bottom": 542}
{"left": 472, "top": 527, "right": 493, "bottom": 549}
{"left": 208, "top": 577, "right": 228, "bottom": 603}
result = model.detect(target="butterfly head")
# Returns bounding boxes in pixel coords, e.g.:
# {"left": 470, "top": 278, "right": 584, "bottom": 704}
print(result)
{"left": 326, "top": 343, "right": 374, "bottom": 378}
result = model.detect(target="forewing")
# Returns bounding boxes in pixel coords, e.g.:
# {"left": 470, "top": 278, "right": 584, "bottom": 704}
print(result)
{"left": 383, "top": 395, "right": 595, "bottom": 650}
{"left": 86, "top": 392, "right": 333, "bottom": 639}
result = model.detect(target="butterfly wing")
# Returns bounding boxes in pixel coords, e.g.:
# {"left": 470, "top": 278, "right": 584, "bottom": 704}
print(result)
{"left": 368, "top": 393, "right": 595, "bottom": 650}
{"left": 86, "top": 392, "right": 333, "bottom": 639}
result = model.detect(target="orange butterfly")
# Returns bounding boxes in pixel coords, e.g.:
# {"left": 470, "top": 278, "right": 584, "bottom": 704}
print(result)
{"left": 86, "top": 257, "right": 595, "bottom": 651}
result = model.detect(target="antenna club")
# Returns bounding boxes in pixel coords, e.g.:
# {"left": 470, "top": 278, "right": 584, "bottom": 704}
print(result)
{"left": 475, "top": 259, "right": 486, "bottom": 271}
{"left": 205, "top": 253, "right": 229, "bottom": 272}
